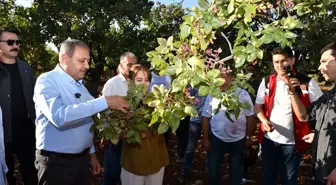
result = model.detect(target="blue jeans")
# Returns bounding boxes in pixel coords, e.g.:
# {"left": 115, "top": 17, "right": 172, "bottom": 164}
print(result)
{"left": 207, "top": 131, "right": 245, "bottom": 185}
{"left": 181, "top": 121, "right": 202, "bottom": 176}
{"left": 101, "top": 141, "right": 123, "bottom": 185}
{"left": 261, "top": 138, "right": 299, "bottom": 185}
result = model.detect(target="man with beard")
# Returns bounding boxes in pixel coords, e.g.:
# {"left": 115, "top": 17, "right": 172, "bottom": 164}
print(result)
{"left": 290, "top": 43, "right": 336, "bottom": 185}
{"left": 0, "top": 27, "right": 38, "bottom": 185}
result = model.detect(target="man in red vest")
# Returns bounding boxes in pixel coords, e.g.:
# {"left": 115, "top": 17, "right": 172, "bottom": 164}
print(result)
{"left": 254, "top": 46, "right": 323, "bottom": 185}
{"left": 290, "top": 42, "right": 336, "bottom": 185}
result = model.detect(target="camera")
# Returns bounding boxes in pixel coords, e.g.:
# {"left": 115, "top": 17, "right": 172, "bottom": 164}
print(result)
{"left": 283, "top": 65, "right": 302, "bottom": 95}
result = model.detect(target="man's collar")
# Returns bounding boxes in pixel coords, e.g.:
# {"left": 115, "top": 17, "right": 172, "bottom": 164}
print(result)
{"left": 118, "top": 73, "right": 128, "bottom": 82}
{"left": 54, "top": 64, "right": 83, "bottom": 86}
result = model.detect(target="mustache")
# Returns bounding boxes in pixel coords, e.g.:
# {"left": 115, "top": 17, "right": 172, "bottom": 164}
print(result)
{"left": 10, "top": 48, "right": 19, "bottom": 52}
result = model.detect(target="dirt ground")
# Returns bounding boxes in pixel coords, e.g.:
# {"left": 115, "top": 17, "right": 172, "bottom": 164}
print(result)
{"left": 14, "top": 133, "right": 313, "bottom": 185}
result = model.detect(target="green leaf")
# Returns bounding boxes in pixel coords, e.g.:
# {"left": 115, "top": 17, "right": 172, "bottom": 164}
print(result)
{"left": 207, "top": 69, "right": 220, "bottom": 80}
{"left": 198, "top": 0, "right": 209, "bottom": 10}
{"left": 200, "top": 38, "right": 207, "bottom": 50}
{"left": 152, "top": 86, "right": 161, "bottom": 98}
{"left": 148, "top": 100, "right": 160, "bottom": 107}
{"left": 209, "top": 87, "right": 222, "bottom": 99}
{"left": 180, "top": 24, "right": 191, "bottom": 40}
{"left": 235, "top": 56, "right": 246, "bottom": 68}
{"left": 159, "top": 84, "right": 165, "bottom": 95}
{"left": 149, "top": 111, "right": 159, "bottom": 126}
{"left": 234, "top": 109, "right": 240, "bottom": 119}
{"left": 240, "top": 102, "right": 251, "bottom": 109}
{"left": 245, "top": 45, "right": 255, "bottom": 53}
{"left": 165, "top": 66, "right": 177, "bottom": 76}
{"left": 227, "top": 15, "right": 236, "bottom": 25}
{"left": 211, "top": 17, "right": 223, "bottom": 29}
{"left": 157, "top": 38, "right": 167, "bottom": 46}
{"left": 158, "top": 122, "right": 169, "bottom": 134}
{"left": 213, "top": 78, "right": 225, "bottom": 87}
{"left": 184, "top": 105, "right": 198, "bottom": 117}
{"left": 284, "top": 31, "right": 297, "bottom": 39}
{"left": 225, "top": 111, "right": 234, "bottom": 122}
{"left": 127, "top": 130, "right": 135, "bottom": 138}
{"left": 203, "top": 23, "right": 212, "bottom": 34}
{"left": 260, "top": 35, "right": 273, "bottom": 44}
{"left": 191, "top": 76, "right": 201, "bottom": 87}
{"left": 257, "top": 49, "right": 263, "bottom": 59}
{"left": 247, "top": 52, "right": 257, "bottom": 62}
{"left": 169, "top": 118, "right": 180, "bottom": 133}
{"left": 143, "top": 93, "right": 156, "bottom": 104}
{"left": 244, "top": 4, "right": 256, "bottom": 14}
{"left": 228, "top": 0, "right": 235, "bottom": 14}
{"left": 188, "top": 57, "right": 198, "bottom": 67}
{"left": 172, "top": 79, "right": 183, "bottom": 92}
{"left": 198, "top": 85, "right": 210, "bottom": 96}
{"left": 182, "top": 15, "right": 193, "bottom": 25}
{"left": 244, "top": 13, "right": 252, "bottom": 24}
{"left": 167, "top": 36, "right": 174, "bottom": 48}
{"left": 134, "top": 132, "right": 141, "bottom": 143}
{"left": 233, "top": 46, "right": 245, "bottom": 54}
{"left": 173, "top": 41, "right": 182, "bottom": 48}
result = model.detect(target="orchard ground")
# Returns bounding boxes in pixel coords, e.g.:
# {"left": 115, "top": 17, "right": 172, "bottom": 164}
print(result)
{"left": 14, "top": 132, "right": 313, "bottom": 185}
{"left": 14, "top": 83, "right": 330, "bottom": 185}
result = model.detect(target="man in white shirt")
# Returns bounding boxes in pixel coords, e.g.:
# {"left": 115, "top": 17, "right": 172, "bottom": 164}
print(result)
{"left": 202, "top": 74, "right": 256, "bottom": 185}
{"left": 101, "top": 52, "right": 137, "bottom": 185}
{"left": 254, "top": 47, "right": 323, "bottom": 185}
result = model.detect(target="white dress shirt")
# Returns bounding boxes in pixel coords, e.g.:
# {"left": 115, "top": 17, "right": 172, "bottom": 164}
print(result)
{"left": 102, "top": 73, "right": 129, "bottom": 96}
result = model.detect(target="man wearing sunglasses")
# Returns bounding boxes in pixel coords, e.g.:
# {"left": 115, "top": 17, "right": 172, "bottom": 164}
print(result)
{"left": 0, "top": 27, "right": 38, "bottom": 185}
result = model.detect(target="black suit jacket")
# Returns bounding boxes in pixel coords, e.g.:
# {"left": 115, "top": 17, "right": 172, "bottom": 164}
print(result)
{"left": 0, "top": 59, "right": 35, "bottom": 143}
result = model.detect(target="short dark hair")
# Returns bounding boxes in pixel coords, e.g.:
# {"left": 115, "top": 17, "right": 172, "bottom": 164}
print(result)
{"left": 0, "top": 27, "right": 19, "bottom": 39}
{"left": 271, "top": 46, "right": 294, "bottom": 58}
{"left": 320, "top": 43, "right": 336, "bottom": 57}
{"left": 60, "top": 39, "right": 90, "bottom": 57}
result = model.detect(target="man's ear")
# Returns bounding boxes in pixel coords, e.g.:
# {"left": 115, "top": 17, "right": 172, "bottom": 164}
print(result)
{"left": 61, "top": 54, "right": 69, "bottom": 65}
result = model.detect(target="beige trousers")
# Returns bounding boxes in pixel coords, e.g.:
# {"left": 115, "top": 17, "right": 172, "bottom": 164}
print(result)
{"left": 120, "top": 167, "right": 165, "bottom": 185}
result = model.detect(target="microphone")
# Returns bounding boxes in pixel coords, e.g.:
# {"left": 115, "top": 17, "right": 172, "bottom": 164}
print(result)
{"left": 75, "top": 93, "right": 81, "bottom": 98}
{"left": 283, "top": 65, "right": 302, "bottom": 95}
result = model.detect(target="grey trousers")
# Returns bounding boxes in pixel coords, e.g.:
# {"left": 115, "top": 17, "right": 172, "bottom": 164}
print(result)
{"left": 35, "top": 150, "right": 90, "bottom": 185}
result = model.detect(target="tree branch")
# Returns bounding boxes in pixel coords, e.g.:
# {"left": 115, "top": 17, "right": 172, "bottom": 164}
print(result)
{"left": 216, "top": 32, "right": 233, "bottom": 63}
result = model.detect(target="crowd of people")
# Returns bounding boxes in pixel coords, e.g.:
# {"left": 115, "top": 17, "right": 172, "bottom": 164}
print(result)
{"left": 0, "top": 26, "right": 336, "bottom": 185}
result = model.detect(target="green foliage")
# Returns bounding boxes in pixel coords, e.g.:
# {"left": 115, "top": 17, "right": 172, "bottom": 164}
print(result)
{"left": 143, "top": 0, "right": 332, "bottom": 128}
{"left": 2, "top": 0, "right": 335, "bottom": 141}
{"left": 92, "top": 82, "right": 152, "bottom": 144}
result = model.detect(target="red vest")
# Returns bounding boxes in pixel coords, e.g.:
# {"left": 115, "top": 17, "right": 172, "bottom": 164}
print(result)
{"left": 257, "top": 73, "right": 311, "bottom": 151}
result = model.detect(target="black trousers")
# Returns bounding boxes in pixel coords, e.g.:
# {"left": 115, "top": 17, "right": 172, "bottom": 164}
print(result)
{"left": 5, "top": 140, "right": 38, "bottom": 185}
{"left": 35, "top": 151, "right": 90, "bottom": 185}
{"left": 176, "top": 116, "right": 190, "bottom": 159}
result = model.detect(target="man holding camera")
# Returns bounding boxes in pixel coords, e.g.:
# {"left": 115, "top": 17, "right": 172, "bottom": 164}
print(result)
{"left": 254, "top": 47, "right": 323, "bottom": 185}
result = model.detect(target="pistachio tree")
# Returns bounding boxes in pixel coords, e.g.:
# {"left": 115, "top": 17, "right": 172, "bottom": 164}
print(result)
{"left": 93, "top": 0, "right": 332, "bottom": 144}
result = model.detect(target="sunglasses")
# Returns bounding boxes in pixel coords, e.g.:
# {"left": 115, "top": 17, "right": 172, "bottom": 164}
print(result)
{"left": 0, "top": 39, "right": 22, "bottom": 46}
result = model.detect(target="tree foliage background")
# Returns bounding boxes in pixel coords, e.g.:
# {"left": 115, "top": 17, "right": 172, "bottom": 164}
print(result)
{"left": 0, "top": 0, "right": 335, "bottom": 96}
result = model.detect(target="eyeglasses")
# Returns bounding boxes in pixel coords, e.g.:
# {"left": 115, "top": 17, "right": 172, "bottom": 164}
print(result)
{"left": 0, "top": 39, "right": 22, "bottom": 46}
